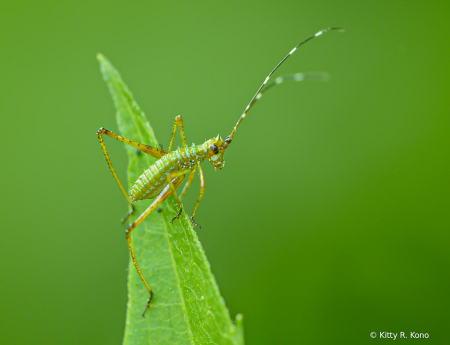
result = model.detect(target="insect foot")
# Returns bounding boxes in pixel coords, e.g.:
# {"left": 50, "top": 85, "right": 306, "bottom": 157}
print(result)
{"left": 142, "top": 291, "right": 153, "bottom": 317}
{"left": 121, "top": 205, "right": 135, "bottom": 223}
{"left": 190, "top": 217, "right": 201, "bottom": 229}
{"left": 171, "top": 207, "right": 183, "bottom": 223}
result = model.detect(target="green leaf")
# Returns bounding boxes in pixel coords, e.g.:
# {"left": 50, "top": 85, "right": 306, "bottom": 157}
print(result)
{"left": 97, "top": 54, "right": 244, "bottom": 345}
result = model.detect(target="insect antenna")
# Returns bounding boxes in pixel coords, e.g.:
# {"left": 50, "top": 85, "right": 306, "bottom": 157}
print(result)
{"left": 225, "top": 27, "right": 344, "bottom": 145}
{"left": 262, "top": 71, "right": 330, "bottom": 94}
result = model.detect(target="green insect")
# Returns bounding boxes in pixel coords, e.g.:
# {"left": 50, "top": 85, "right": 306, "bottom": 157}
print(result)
{"left": 98, "top": 27, "right": 343, "bottom": 316}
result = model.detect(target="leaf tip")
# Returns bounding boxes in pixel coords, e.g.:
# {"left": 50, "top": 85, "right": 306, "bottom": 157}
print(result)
{"left": 235, "top": 313, "right": 244, "bottom": 331}
{"left": 233, "top": 313, "right": 245, "bottom": 344}
{"left": 96, "top": 53, "right": 105, "bottom": 62}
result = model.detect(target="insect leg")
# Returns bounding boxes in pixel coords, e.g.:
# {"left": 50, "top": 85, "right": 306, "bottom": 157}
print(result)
{"left": 166, "top": 169, "right": 192, "bottom": 223}
{"left": 179, "top": 167, "right": 196, "bottom": 201}
{"left": 98, "top": 127, "right": 168, "bottom": 159}
{"left": 168, "top": 115, "right": 187, "bottom": 152}
{"left": 126, "top": 184, "right": 175, "bottom": 317}
{"left": 190, "top": 165, "right": 205, "bottom": 228}
{"left": 98, "top": 128, "right": 135, "bottom": 221}
{"left": 98, "top": 128, "right": 169, "bottom": 221}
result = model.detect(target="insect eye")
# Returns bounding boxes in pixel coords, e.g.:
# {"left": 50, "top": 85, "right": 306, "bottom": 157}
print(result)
{"left": 211, "top": 144, "right": 219, "bottom": 154}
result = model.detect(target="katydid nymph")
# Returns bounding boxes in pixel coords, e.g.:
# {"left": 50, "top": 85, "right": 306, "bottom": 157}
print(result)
{"left": 98, "top": 27, "right": 344, "bottom": 316}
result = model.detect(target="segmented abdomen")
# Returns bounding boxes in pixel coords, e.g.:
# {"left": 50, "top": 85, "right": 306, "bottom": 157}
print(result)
{"left": 130, "top": 146, "right": 205, "bottom": 201}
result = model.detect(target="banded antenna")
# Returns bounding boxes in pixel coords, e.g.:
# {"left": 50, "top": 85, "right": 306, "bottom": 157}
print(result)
{"left": 226, "top": 27, "right": 344, "bottom": 144}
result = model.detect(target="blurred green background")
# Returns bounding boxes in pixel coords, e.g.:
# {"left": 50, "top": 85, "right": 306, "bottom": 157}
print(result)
{"left": 1, "top": 1, "right": 449, "bottom": 344}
